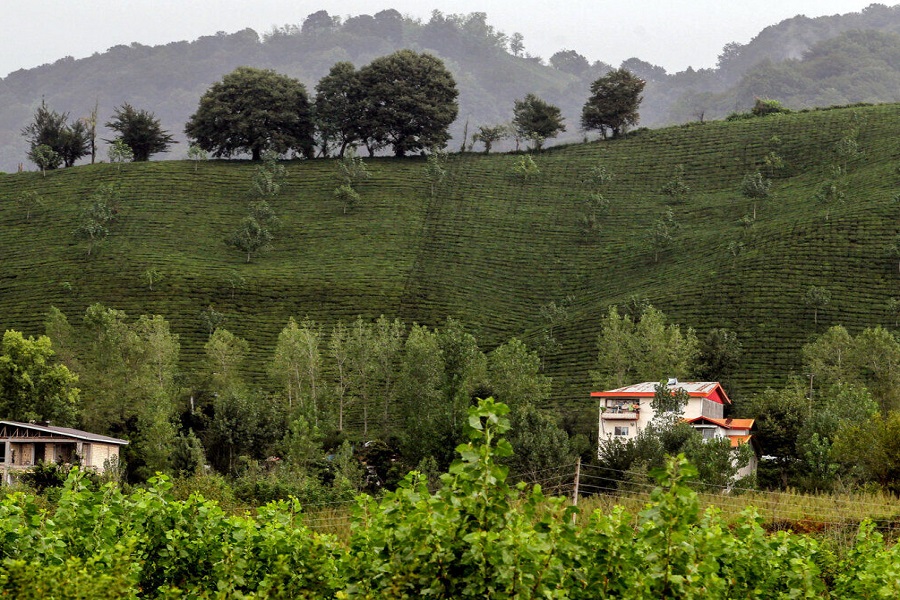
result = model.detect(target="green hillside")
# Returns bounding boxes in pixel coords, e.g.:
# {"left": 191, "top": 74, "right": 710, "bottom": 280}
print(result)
{"left": 1, "top": 104, "right": 898, "bottom": 417}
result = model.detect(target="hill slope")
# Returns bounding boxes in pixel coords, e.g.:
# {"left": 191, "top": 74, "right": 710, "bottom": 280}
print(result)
{"left": 1, "top": 104, "right": 898, "bottom": 417}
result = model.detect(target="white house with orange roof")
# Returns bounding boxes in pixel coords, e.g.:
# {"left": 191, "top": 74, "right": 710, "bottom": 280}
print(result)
{"left": 592, "top": 379, "right": 758, "bottom": 478}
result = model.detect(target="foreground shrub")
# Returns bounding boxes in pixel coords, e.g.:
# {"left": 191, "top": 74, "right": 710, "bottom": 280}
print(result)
{"left": 341, "top": 398, "right": 576, "bottom": 597}
{"left": 0, "top": 399, "right": 896, "bottom": 597}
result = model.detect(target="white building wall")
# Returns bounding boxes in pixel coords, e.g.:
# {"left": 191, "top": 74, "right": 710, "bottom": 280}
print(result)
{"left": 599, "top": 397, "right": 709, "bottom": 443}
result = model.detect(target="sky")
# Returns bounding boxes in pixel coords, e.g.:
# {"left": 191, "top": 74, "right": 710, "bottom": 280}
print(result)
{"left": 0, "top": 0, "right": 885, "bottom": 78}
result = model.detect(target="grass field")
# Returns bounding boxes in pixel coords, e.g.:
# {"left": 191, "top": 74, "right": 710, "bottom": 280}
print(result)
{"left": 1, "top": 103, "right": 899, "bottom": 420}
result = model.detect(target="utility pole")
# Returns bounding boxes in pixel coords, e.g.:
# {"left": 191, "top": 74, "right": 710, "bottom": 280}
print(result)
{"left": 572, "top": 457, "right": 581, "bottom": 524}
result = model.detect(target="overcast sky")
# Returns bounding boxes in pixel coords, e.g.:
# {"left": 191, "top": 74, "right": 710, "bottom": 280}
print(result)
{"left": 0, "top": 0, "right": 885, "bottom": 78}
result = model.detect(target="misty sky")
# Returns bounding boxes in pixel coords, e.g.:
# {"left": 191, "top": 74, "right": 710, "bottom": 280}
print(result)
{"left": 0, "top": 0, "right": 885, "bottom": 78}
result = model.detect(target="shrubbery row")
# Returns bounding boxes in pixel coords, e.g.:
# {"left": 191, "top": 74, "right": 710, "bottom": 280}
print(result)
{"left": 0, "top": 399, "right": 897, "bottom": 598}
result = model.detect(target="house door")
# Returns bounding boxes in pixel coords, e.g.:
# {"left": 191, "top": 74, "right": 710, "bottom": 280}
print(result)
{"left": 34, "top": 444, "right": 45, "bottom": 464}
{"left": 81, "top": 443, "right": 92, "bottom": 466}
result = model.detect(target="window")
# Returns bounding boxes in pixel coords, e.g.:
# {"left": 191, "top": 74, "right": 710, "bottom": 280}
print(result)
{"left": 701, "top": 427, "right": 716, "bottom": 440}
{"left": 614, "top": 426, "right": 629, "bottom": 437}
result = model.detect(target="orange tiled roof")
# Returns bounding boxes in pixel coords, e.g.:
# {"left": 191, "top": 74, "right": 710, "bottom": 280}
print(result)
{"left": 729, "top": 434, "right": 753, "bottom": 448}
{"left": 685, "top": 416, "right": 754, "bottom": 430}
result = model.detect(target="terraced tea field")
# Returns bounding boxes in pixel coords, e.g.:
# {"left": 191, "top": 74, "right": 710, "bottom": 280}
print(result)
{"left": 1, "top": 103, "right": 898, "bottom": 417}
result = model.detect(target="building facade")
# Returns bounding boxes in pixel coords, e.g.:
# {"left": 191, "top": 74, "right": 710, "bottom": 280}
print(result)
{"left": 593, "top": 380, "right": 758, "bottom": 479}
{"left": 0, "top": 421, "right": 128, "bottom": 484}
{"left": 593, "top": 380, "right": 731, "bottom": 442}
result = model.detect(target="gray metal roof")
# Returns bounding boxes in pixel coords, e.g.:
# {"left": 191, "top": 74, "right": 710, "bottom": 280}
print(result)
{"left": 600, "top": 381, "right": 722, "bottom": 395}
{"left": 0, "top": 421, "right": 129, "bottom": 445}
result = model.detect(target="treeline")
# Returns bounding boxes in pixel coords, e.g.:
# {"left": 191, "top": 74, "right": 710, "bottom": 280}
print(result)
{"left": 2, "top": 305, "right": 585, "bottom": 496}
{"left": 10, "top": 294, "right": 900, "bottom": 497}
{"left": 1, "top": 403, "right": 899, "bottom": 598}
{"left": 6, "top": 5, "right": 900, "bottom": 171}
{"left": 0, "top": 9, "right": 577, "bottom": 172}
{"left": 22, "top": 50, "right": 644, "bottom": 172}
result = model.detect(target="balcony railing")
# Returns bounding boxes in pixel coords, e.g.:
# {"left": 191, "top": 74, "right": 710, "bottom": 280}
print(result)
{"left": 601, "top": 405, "right": 639, "bottom": 420}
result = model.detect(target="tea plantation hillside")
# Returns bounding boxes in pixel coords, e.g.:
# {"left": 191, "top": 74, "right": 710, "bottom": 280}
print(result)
{"left": 1, "top": 104, "right": 899, "bottom": 417}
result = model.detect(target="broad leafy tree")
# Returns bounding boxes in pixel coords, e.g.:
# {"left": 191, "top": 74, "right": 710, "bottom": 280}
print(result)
{"left": 356, "top": 50, "right": 459, "bottom": 157}
{"left": 205, "top": 327, "right": 249, "bottom": 396}
{"left": 107, "top": 139, "right": 134, "bottom": 167}
{"left": 73, "top": 305, "right": 181, "bottom": 480}
{"left": 396, "top": 324, "right": 446, "bottom": 463}
{"left": 803, "top": 324, "right": 900, "bottom": 415}
{"left": 512, "top": 94, "right": 565, "bottom": 151}
{"left": 620, "top": 57, "right": 667, "bottom": 82}
{"left": 334, "top": 184, "right": 361, "bottom": 214}
{"left": 0, "top": 330, "right": 80, "bottom": 426}
{"left": 29, "top": 145, "right": 61, "bottom": 175}
{"left": 505, "top": 403, "right": 578, "bottom": 483}
{"left": 696, "top": 328, "right": 743, "bottom": 384}
{"left": 648, "top": 208, "right": 679, "bottom": 263}
{"left": 509, "top": 32, "right": 525, "bottom": 56}
{"left": 185, "top": 67, "right": 314, "bottom": 160}
{"left": 334, "top": 149, "right": 369, "bottom": 213}
{"left": 187, "top": 143, "right": 208, "bottom": 171}
{"left": 314, "top": 61, "right": 361, "bottom": 157}
{"left": 660, "top": 164, "right": 690, "bottom": 204}
{"left": 424, "top": 149, "right": 448, "bottom": 198}
{"left": 227, "top": 201, "right": 278, "bottom": 263}
{"left": 16, "top": 190, "right": 44, "bottom": 221}
{"left": 301, "top": 9, "right": 339, "bottom": 35}
{"left": 802, "top": 325, "right": 854, "bottom": 389}
{"left": 74, "top": 184, "right": 120, "bottom": 256}
{"left": 804, "top": 285, "right": 831, "bottom": 325}
{"left": 746, "top": 383, "right": 808, "bottom": 488}
{"left": 250, "top": 151, "right": 286, "bottom": 198}
{"left": 591, "top": 305, "right": 699, "bottom": 390}
{"left": 487, "top": 338, "right": 550, "bottom": 411}
{"left": 105, "top": 103, "right": 175, "bottom": 161}
{"left": 833, "top": 407, "right": 900, "bottom": 491}
{"left": 270, "top": 317, "right": 323, "bottom": 418}
{"left": 336, "top": 148, "right": 370, "bottom": 187}
{"left": 472, "top": 124, "right": 508, "bottom": 154}
{"left": 740, "top": 171, "right": 772, "bottom": 220}
{"left": 581, "top": 68, "right": 646, "bottom": 139}
{"left": 21, "top": 100, "right": 90, "bottom": 168}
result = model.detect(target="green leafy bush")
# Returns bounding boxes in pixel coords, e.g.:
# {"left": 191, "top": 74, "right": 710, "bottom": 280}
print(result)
{"left": 0, "top": 400, "right": 896, "bottom": 597}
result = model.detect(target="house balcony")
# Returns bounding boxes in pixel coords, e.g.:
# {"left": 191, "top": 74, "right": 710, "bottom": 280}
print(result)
{"left": 600, "top": 407, "right": 639, "bottom": 420}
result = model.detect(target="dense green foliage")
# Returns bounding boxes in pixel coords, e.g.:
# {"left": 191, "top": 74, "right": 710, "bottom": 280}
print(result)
{"left": 581, "top": 68, "right": 646, "bottom": 138}
{"left": 591, "top": 305, "right": 698, "bottom": 389}
{"left": 314, "top": 61, "right": 361, "bottom": 158}
{"left": 0, "top": 330, "right": 79, "bottom": 425}
{"left": 1, "top": 400, "right": 898, "bottom": 598}
{"left": 20, "top": 100, "right": 90, "bottom": 169}
{"left": 355, "top": 50, "right": 459, "bottom": 157}
{"left": 185, "top": 67, "right": 315, "bottom": 161}
{"left": 512, "top": 93, "right": 566, "bottom": 151}
{"left": 105, "top": 103, "right": 176, "bottom": 162}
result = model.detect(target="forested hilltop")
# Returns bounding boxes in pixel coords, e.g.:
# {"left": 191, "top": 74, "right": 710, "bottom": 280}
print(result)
{"left": 4, "top": 4, "right": 900, "bottom": 172}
